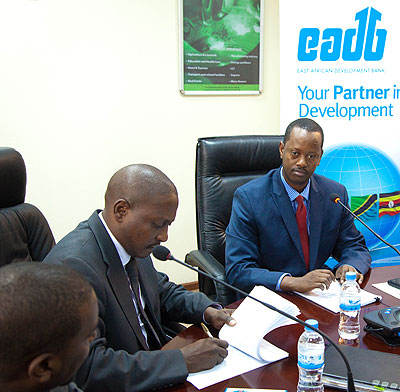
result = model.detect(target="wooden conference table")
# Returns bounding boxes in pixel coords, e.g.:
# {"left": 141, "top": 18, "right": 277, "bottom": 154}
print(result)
{"left": 164, "top": 266, "right": 400, "bottom": 392}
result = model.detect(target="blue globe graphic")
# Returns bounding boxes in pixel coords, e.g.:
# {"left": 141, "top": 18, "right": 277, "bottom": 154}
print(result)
{"left": 316, "top": 144, "right": 400, "bottom": 249}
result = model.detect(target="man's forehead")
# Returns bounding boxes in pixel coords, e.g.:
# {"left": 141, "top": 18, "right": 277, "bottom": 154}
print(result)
{"left": 136, "top": 195, "right": 177, "bottom": 215}
{"left": 287, "top": 127, "right": 322, "bottom": 147}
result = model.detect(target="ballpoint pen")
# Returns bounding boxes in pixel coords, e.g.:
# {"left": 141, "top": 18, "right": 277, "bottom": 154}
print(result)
{"left": 201, "top": 322, "right": 213, "bottom": 338}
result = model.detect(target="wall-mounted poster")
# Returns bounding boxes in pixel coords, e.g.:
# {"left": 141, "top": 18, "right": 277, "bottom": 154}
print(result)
{"left": 179, "top": 0, "right": 263, "bottom": 95}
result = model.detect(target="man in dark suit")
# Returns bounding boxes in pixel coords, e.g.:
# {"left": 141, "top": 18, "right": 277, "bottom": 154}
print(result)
{"left": 225, "top": 118, "right": 371, "bottom": 294}
{"left": 0, "top": 262, "right": 98, "bottom": 392}
{"left": 44, "top": 164, "right": 235, "bottom": 392}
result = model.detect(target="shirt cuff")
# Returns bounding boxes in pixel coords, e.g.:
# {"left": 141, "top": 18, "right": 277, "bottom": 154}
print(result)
{"left": 203, "top": 303, "right": 223, "bottom": 324}
{"left": 276, "top": 273, "right": 291, "bottom": 291}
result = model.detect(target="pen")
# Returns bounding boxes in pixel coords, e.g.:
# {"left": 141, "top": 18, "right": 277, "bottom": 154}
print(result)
{"left": 201, "top": 322, "right": 213, "bottom": 338}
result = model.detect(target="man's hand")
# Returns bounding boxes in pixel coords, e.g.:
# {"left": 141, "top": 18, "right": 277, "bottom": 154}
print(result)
{"left": 203, "top": 307, "right": 236, "bottom": 330}
{"left": 280, "top": 269, "right": 335, "bottom": 292}
{"left": 336, "top": 265, "right": 364, "bottom": 284}
{"left": 180, "top": 338, "right": 229, "bottom": 373}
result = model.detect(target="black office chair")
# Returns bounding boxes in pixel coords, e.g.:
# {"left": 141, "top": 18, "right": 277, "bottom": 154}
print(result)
{"left": 0, "top": 147, "right": 55, "bottom": 266}
{"left": 185, "top": 135, "right": 283, "bottom": 306}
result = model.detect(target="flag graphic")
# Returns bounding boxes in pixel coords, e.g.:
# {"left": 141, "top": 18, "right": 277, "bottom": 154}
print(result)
{"left": 379, "top": 191, "right": 400, "bottom": 217}
{"left": 351, "top": 194, "right": 378, "bottom": 220}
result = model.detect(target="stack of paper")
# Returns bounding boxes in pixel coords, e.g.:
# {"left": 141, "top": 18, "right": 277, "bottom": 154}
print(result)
{"left": 295, "top": 280, "right": 382, "bottom": 313}
{"left": 187, "top": 285, "right": 300, "bottom": 389}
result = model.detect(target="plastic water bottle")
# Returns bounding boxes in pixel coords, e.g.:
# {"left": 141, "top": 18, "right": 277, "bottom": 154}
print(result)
{"left": 338, "top": 271, "right": 361, "bottom": 340}
{"left": 297, "top": 319, "right": 325, "bottom": 392}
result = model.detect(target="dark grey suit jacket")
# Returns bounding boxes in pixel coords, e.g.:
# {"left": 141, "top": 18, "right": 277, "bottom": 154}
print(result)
{"left": 44, "top": 211, "right": 213, "bottom": 392}
{"left": 51, "top": 382, "right": 83, "bottom": 392}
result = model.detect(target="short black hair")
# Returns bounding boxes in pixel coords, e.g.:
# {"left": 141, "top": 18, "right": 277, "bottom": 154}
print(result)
{"left": 0, "top": 262, "right": 94, "bottom": 381}
{"left": 283, "top": 118, "right": 324, "bottom": 148}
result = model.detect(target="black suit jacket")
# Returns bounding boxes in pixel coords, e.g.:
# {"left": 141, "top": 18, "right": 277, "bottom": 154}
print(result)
{"left": 44, "top": 211, "right": 213, "bottom": 392}
{"left": 51, "top": 382, "right": 83, "bottom": 392}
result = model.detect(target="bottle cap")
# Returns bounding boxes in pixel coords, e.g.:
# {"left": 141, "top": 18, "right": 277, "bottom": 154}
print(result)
{"left": 345, "top": 271, "right": 357, "bottom": 280}
{"left": 304, "top": 319, "right": 318, "bottom": 331}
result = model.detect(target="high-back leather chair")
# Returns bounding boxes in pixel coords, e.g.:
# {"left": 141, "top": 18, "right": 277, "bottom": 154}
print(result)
{"left": 185, "top": 135, "right": 283, "bottom": 305}
{"left": 0, "top": 147, "right": 55, "bottom": 266}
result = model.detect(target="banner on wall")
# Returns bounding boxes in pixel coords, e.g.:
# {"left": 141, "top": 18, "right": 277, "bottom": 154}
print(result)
{"left": 179, "top": 0, "right": 263, "bottom": 95}
{"left": 280, "top": 0, "right": 400, "bottom": 265}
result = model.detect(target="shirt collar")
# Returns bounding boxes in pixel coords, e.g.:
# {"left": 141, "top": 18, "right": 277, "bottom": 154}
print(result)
{"left": 280, "top": 167, "right": 310, "bottom": 202}
{"left": 98, "top": 211, "right": 131, "bottom": 266}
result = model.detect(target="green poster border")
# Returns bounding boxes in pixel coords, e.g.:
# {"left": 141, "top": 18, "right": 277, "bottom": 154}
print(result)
{"left": 179, "top": 0, "right": 264, "bottom": 96}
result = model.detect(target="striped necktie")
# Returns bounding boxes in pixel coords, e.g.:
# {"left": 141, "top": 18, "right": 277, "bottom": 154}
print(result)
{"left": 125, "top": 258, "right": 161, "bottom": 350}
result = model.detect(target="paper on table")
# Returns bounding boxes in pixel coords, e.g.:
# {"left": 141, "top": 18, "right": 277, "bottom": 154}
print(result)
{"left": 372, "top": 282, "right": 400, "bottom": 299}
{"left": 295, "top": 280, "right": 381, "bottom": 313}
{"left": 225, "top": 388, "right": 287, "bottom": 392}
{"left": 187, "top": 286, "right": 300, "bottom": 389}
{"left": 187, "top": 343, "right": 288, "bottom": 390}
{"left": 219, "top": 286, "right": 300, "bottom": 360}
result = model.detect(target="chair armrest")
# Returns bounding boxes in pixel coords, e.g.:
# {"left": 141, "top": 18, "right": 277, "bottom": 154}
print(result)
{"left": 185, "top": 250, "right": 235, "bottom": 306}
{"left": 162, "top": 320, "right": 186, "bottom": 340}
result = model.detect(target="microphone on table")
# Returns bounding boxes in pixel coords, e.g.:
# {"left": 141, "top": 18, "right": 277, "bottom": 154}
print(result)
{"left": 152, "top": 245, "right": 356, "bottom": 392}
{"left": 329, "top": 193, "right": 400, "bottom": 256}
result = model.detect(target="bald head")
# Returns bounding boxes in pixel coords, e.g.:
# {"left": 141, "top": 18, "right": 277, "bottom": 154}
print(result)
{"left": 103, "top": 164, "right": 178, "bottom": 258}
{"left": 104, "top": 164, "right": 177, "bottom": 211}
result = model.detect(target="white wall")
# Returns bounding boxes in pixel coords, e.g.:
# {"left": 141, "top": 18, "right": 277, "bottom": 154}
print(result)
{"left": 0, "top": 0, "right": 280, "bottom": 283}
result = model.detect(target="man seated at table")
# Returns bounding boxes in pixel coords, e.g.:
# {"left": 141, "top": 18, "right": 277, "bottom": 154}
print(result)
{"left": 0, "top": 262, "right": 98, "bottom": 392}
{"left": 225, "top": 118, "right": 371, "bottom": 294}
{"left": 44, "top": 164, "right": 235, "bottom": 392}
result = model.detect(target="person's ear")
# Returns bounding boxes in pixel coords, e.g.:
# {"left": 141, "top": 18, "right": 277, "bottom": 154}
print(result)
{"left": 317, "top": 148, "right": 324, "bottom": 166}
{"left": 114, "top": 199, "right": 130, "bottom": 222}
{"left": 279, "top": 141, "right": 285, "bottom": 159}
{"left": 27, "top": 353, "right": 59, "bottom": 386}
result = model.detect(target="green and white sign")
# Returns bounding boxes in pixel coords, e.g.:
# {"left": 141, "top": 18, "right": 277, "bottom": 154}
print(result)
{"left": 180, "top": 0, "right": 263, "bottom": 95}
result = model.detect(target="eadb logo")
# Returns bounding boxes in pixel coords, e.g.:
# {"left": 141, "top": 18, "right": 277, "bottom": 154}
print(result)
{"left": 298, "top": 7, "right": 387, "bottom": 61}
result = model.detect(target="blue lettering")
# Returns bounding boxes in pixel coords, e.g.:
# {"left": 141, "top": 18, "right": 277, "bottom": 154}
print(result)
{"left": 342, "top": 8, "right": 368, "bottom": 61}
{"left": 320, "top": 29, "right": 342, "bottom": 61}
{"left": 299, "top": 103, "right": 310, "bottom": 117}
{"left": 334, "top": 85, "right": 343, "bottom": 99}
{"left": 364, "top": 8, "right": 387, "bottom": 61}
{"left": 297, "top": 7, "right": 386, "bottom": 61}
{"left": 298, "top": 28, "right": 319, "bottom": 61}
{"left": 309, "top": 107, "right": 318, "bottom": 117}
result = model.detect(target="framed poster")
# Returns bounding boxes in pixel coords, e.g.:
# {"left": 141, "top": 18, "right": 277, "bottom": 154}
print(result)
{"left": 179, "top": 0, "right": 264, "bottom": 95}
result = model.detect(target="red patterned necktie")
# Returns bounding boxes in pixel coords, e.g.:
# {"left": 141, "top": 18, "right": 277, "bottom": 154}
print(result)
{"left": 296, "top": 195, "right": 309, "bottom": 270}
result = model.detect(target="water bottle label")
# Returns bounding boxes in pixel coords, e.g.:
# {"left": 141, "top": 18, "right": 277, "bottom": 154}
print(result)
{"left": 340, "top": 298, "right": 361, "bottom": 311}
{"left": 298, "top": 352, "right": 324, "bottom": 369}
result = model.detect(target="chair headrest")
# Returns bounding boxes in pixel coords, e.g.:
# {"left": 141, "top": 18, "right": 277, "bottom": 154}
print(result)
{"left": 0, "top": 147, "right": 26, "bottom": 207}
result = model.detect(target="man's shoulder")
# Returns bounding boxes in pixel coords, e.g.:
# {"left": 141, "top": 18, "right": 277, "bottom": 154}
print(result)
{"left": 44, "top": 212, "right": 103, "bottom": 266}
{"left": 236, "top": 168, "right": 279, "bottom": 194}
{"left": 312, "top": 173, "right": 346, "bottom": 193}
{"left": 50, "top": 382, "right": 84, "bottom": 392}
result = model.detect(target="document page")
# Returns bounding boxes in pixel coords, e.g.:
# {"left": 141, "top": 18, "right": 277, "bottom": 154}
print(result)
{"left": 372, "top": 282, "right": 400, "bottom": 299}
{"left": 187, "top": 286, "right": 300, "bottom": 389}
{"left": 219, "top": 285, "right": 300, "bottom": 360}
{"left": 295, "top": 281, "right": 382, "bottom": 313}
{"left": 187, "top": 344, "right": 287, "bottom": 390}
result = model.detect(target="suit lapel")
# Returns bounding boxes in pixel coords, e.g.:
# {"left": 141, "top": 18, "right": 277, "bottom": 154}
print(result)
{"left": 270, "top": 172, "right": 305, "bottom": 264}
{"left": 309, "top": 177, "right": 324, "bottom": 271}
{"left": 87, "top": 211, "right": 149, "bottom": 350}
{"left": 136, "top": 259, "right": 169, "bottom": 346}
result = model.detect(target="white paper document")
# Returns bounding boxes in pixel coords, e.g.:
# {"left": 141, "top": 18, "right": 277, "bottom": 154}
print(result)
{"left": 187, "top": 286, "right": 301, "bottom": 389}
{"left": 372, "top": 282, "right": 400, "bottom": 299}
{"left": 295, "top": 281, "right": 382, "bottom": 313}
{"left": 225, "top": 388, "right": 286, "bottom": 392}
